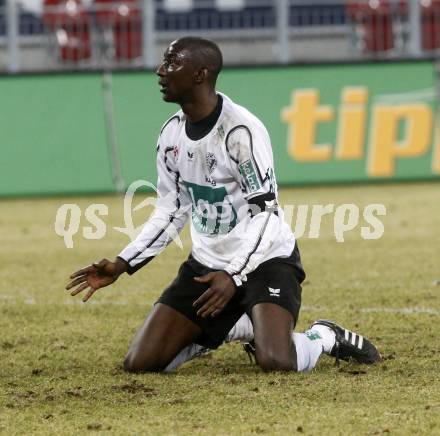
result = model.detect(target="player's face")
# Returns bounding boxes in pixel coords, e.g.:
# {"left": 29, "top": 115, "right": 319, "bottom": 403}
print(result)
{"left": 156, "top": 42, "right": 197, "bottom": 103}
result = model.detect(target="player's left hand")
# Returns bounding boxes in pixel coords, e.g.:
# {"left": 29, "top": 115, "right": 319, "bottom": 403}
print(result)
{"left": 193, "top": 271, "right": 236, "bottom": 318}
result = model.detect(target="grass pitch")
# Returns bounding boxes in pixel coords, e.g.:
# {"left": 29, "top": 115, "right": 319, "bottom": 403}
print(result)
{"left": 1, "top": 182, "right": 440, "bottom": 435}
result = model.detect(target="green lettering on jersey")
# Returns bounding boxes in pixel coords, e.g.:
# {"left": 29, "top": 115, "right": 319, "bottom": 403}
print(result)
{"left": 239, "top": 159, "right": 261, "bottom": 193}
{"left": 184, "top": 181, "right": 237, "bottom": 235}
{"left": 306, "top": 331, "right": 322, "bottom": 341}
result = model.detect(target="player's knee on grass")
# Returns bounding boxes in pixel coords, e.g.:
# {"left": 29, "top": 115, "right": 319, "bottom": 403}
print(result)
{"left": 122, "top": 304, "right": 202, "bottom": 373}
{"left": 251, "top": 303, "right": 297, "bottom": 372}
{"left": 123, "top": 349, "right": 169, "bottom": 373}
{"left": 254, "top": 344, "right": 297, "bottom": 372}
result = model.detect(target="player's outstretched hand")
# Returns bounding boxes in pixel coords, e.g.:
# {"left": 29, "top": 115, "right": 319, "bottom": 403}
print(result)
{"left": 66, "top": 258, "right": 128, "bottom": 302}
{"left": 193, "top": 271, "right": 236, "bottom": 318}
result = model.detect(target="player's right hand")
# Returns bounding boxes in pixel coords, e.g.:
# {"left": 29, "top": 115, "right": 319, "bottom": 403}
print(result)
{"left": 65, "top": 258, "right": 128, "bottom": 302}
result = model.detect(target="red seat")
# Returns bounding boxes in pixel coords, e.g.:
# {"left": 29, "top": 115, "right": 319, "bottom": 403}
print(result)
{"left": 347, "top": 1, "right": 407, "bottom": 53}
{"left": 43, "top": 0, "right": 92, "bottom": 62}
{"left": 421, "top": 0, "right": 440, "bottom": 51}
{"left": 95, "top": 0, "right": 142, "bottom": 60}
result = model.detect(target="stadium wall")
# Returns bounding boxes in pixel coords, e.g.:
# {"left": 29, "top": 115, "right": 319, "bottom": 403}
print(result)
{"left": 1, "top": 61, "right": 439, "bottom": 196}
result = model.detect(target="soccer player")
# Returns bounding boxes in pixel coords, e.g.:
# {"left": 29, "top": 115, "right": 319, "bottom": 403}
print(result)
{"left": 66, "top": 37, "right": 380, "bottom": 373}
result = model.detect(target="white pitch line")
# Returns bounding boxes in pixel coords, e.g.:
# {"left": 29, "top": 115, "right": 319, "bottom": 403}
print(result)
{"left": 360, "top": 307, "right": 440, "bottom": 315}
{"left": 302, "top": 305, "right": 440, "bottom": 316}
{"left": 0, "top": 299, "right": 440, "bottom": 315}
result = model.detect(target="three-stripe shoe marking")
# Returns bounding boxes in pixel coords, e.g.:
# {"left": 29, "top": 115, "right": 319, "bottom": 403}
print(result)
{"left": 344, "top": 329, "right": 364, "bottom": 350}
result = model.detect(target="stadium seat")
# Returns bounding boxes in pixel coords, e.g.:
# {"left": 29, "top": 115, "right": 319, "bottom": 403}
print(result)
{"left": 346, "top": 0, "right": 407, "bottom": 53}
{"left": 421, "top": 0, "right": 440, "bottom": 51}
{"left": 112, "top": 0, "right": 142, "bottom": 60}
{"left": 95, "top": 0, "right": 142, "bottom": 60}
{"left": 43, "top": 0, "right": 92, "bottom": 62}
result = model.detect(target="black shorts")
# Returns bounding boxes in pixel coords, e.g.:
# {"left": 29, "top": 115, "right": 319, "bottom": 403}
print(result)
{"left": 157, "top": 244, "right": 305, "bottom": 349}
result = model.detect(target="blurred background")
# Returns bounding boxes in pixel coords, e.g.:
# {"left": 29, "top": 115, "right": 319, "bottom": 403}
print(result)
{"left": 0, "top": 0, "right": 440, "bottom": 72}
{"left": 1, "top": 0, "right": 439, "bottom": 196}
{"left": 1, "top": 0, "right": 440, "bottom": 71}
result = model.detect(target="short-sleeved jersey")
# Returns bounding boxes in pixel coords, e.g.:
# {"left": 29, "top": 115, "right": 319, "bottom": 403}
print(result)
{"left": 118, "top": 93, "right": 296, "bottom": 285}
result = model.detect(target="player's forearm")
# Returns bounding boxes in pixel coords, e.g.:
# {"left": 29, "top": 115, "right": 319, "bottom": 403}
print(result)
{"left": 117, "top": 209, "right": 188, "bottom": 274}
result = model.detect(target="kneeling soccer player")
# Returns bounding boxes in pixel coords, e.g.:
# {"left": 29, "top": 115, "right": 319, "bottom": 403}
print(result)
{"left": 66, "top": 37, "right": 380, "bottom": 373}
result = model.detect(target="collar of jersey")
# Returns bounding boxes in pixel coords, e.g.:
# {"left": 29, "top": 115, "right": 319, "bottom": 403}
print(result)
{"left": 184, "top": 94, "right": 224, "bottom": 141}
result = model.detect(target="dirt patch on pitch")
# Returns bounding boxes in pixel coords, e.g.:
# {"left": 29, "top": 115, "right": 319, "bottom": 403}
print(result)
{"left": 112, "top": 380, "right": 155, "bottom": 396}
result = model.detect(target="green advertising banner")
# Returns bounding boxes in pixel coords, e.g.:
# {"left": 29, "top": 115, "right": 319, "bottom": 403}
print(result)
{"left": 218, "top": 61, "right": 440, "bottom": 185}
{"left": 1, "top": 61, "right": 439, "bottom": 196}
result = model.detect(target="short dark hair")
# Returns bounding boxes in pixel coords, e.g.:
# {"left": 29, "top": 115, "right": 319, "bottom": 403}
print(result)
{"left": 174, "top": 37, "right": 223, "bottom": 85}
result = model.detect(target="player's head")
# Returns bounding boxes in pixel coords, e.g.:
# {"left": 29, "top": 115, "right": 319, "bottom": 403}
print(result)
{"left": 156, "top": 37, "right": 223, "bottom": 103}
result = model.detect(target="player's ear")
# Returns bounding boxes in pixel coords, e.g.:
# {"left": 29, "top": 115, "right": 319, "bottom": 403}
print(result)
{"left": 194, "top": 68, "right": 209, "bottom": 84}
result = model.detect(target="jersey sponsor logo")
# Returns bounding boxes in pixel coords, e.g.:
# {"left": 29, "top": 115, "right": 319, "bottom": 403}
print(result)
{"left": 205, "top": 152, "right": 217, "bottom": 174}
{"left": 184, "top": 181, "right": 237, "bottom": 235}
{"left": 268, "top": 287, "right": 280, "bottom": 297}
{"left": 239, "top": 159, "right": 262, "bottom": 193}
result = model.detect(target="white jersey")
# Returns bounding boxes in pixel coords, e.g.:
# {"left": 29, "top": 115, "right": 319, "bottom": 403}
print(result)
{"left": 118, "top": 93, "right": 296, "bottom": 285}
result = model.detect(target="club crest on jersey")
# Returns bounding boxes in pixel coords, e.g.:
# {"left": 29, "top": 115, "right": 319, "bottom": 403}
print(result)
{"left": 173, "top": 145, "right": 179, "bottom": 158}
{"left": 187, "top": 150, "right": 195, "bottom": 161}
{"left": 205, "top": 152, "right": 217, "bottom": 174}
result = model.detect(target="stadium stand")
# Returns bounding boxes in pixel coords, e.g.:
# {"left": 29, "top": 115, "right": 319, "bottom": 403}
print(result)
{"left": 155, "top": 0, "right": 275, "bottom": 31}
{"left": 43, "top": 0, "right": 92, "bottom": 61}
{"left": 2, "top": 0, "right": 440, "bottom": 71}
{"left": 94, "top": 0, "right": 142, "bottom": 60}
{"left": 346, "top": 1, "right": 407, "bottom": 53}
{"left": 20, "top": 5, "right": 44, "bottom": 35}
{"left": 13, "top": 0, "right": 351, "bottom": 35}
{"left": 420, "top": 0, "right": 440, "bottom": 50}
{"left": 0, "top": 0, "right": 5, "bottom": 37}
{"left": 154, "top": 0, "right": 346, "bottom": 31}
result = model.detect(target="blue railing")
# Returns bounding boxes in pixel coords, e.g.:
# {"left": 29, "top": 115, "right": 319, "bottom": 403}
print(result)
{"left": 0, "top": 1, "right": 348, "bottom": 37}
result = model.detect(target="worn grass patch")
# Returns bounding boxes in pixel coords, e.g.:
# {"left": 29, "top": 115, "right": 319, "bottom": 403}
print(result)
{"left": 1, "top": 182, "right": 440, "bottom": 435}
